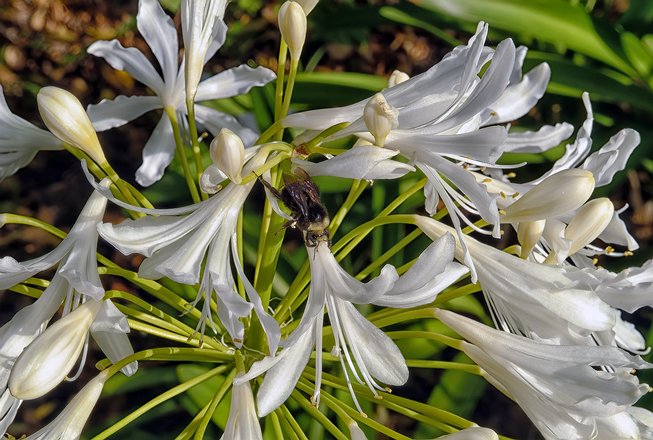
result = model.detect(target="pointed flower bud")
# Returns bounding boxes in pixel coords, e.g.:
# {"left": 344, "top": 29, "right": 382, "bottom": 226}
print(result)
{"left": 502, "top": 169, "right": 595, "bottom": 223}
{"left": 37, "top": 87, "right": 106, "bottom": 165}
{"left": 25, "top": 370, "right": 109, "bottom": 439}
{"left": 279, "top": 1, "right": 307, "bottom": 60}
{"left": 9, "top": 300, "right": 103, "bottom": 400}
{"left": 363, "top": 93, "right": 398, "bottom": 147}
{"left": 387, "top": 69, "right": 410, "bottom": 87}
{"left": 565, "top": 197, "right": 614, "bottom": 255}
{"left": 210, "top": 128, "right": 245, "bottom": 184}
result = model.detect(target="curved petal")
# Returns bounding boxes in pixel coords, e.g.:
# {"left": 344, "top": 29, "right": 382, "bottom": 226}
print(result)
{"left": 294, "top": 146, "right": 414, "bottom": 180}
{"left": 335, "top": 299, "right": 408, "bottom": 385}
{"left": 480, "top": 63, "right": 550, "bottom": 125}
{"left": 503, "top": 123, "right": 575, "bottom": 153}
{"left": 87, "top": 95, "right": 162, "bottom": 131}
{"left": 194, "top": 105, "right": 258, "bottom": 147}
{"left": 196, "top": 65, "right": 276, "bottom": 101}
{"left": 87, "top": 40, "right": 165, "bottom": 95}
{"left": 135, "top": 115, "right": 176, "bottom": 186}
{"left": 137, "top": 0, "right": 179, "bottom": 87}
{"left": 582, "top": 128, "right": 640, "bottom": 187}
{"left": 90, "top": 300, "right": 137, "bottom": 376}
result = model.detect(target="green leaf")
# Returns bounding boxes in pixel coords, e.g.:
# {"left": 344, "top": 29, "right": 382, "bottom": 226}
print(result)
{"left": 292, "top": 72, "right": 385, "bottom": 108}
{"left": 413, "top": 0, "right": 641, "bottom": 78}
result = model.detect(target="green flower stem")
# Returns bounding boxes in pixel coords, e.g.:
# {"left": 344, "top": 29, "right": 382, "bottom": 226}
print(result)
{"left": 435, "top": 283, "right": 481, "bottom": 304}
{"left": 2, "top": 213, "right": 67, "bottom": 239}
{"left": 256, "top": 120, "right": 284, "bottom": 144}
{"left": 329, "top": 179, "right": 369, "bottom": 237}
{"left": 117, "top": 303, "right": 189, "bottom": 338}
{"left": 99, "top": 267, "right": 204, "bottom": 326}
{"left": 280, "top": 58, "right": 299, "bottom": 123}
{"left": 9, "top": 284, "right": 42, "bottom": 299}
{"left": 297, "top": 377, "right": 410, "bottom": 440}
{"left": 275, "top": 40, "right": 288, "bottom": 122}
{"left": 289, "top": 389, "right": 349, "bottom": 440}
{"left": 165, "top": 106, "right": 201, "bottom": 203}
{"left": 280, "top": 404, "right": 310, "bottom": 440}
{"left": 186, "top": 99, "right": 207, "bottom": 201}
{"left": 64, "top": 145, "right": 107, "bottom": 180}
{"left": 310, "top": 368, "right": 476, "bottom": 433}
{"left": 175, "top": 401, "right": 212, "bottom": 440}
{"left": 276, "top": 408, "right": 301, "bottom": 440}
{"left": 98, "top": 162, "right": 144, "bottom": 214}
{"left": 239, "top": 149, "right": 292, "bottom": 185}
{"left": 269, "top": 412, "right": 285, "bottom": 440}
{"left": 405, "top": 359, "right": 481, "bottom": 373}
{"left": 101, "top": 347, "right": 233, "bottom": 377}
{"left": 302, "top": 122, "right": 351, "bottom": 153}
{"left": 126, "top": 319, "right": 202, "bottom": 345}
{"left": 92, "top": 364, "right": 231, "bottom": 440}
{"left": 356, "top": 228, "right": 422, "bottom": 280}
{"left": 122, "top": 179, "right": 155, "bottom": 210}
{"left": 106, "top": 290, "right": 200, "bottom": 339}
{"left": 194, "top": 368, "right": 237, "bottom": 440}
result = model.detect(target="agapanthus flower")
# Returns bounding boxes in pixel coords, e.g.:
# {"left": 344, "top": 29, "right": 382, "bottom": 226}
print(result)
{"left": 0, "top": 184, "right": 134, "bottom": 433}
{"left": 436, "top": 308, "right": 651, "bottom": 440}
{"left": 237, "top": 235, "right": 467, "bottom": 416}
{"left": 87, "top": 0, "right": 275, "bottom": 186}
{"left": 415, "top": 216, "right": 615, "bottom": 344}
{"left": 283, "top": 22, "right": 558, "bottom": 275}
{"left": 220, "top": 378, "right": 263, "bottom": 440}
{"left": 0, "top": 85, "right": 62, "bottom": 181}
{"left": 93, "top": 152, "right": 280, "bottom": 352}
{"left": 438, "top": 427, "right": 499, "bottom": 440}
{"left": 21, "top": 370, "right": 109, "bottom": 440}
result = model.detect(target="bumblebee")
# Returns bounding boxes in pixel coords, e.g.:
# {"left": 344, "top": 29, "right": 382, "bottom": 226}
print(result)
{"left": 260, "top": 168, "right": 331, "bottom": 247}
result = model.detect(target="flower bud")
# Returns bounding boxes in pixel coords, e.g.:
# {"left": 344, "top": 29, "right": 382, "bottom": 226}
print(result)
{"left": 26, "top": 370, "right": 109, "bottom": 439}
{"left": 387, "top": 70, "right": 410, "bottom": 87}
{"left": 517, "top": 219, "right": 545, "bottom": 259}
{"left": 502, "top": 169, "right": 595, "bottom": 223}
{"left": 210, "top": 128, "right": 245, "bottom": 184}
{"left": 9, "top": 300, "right": 103, "bottom": 400}
{"left": 564, "top": 197, "right": 614, "bottom": 255}
{"left": 37, "top": 87, "right": 106, "bottom": 165}
{"left": 363, "top": 93, "right": 398, "bottom": 147}
{"left": 279, "top": 1, "right": 307, "bottom": 60}
{"left": 348, "top": 422, "right": 367, "bottom": 440}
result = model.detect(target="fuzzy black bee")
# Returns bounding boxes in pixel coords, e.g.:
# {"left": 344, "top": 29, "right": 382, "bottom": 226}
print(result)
{"left": 260, "top": 168, "right": 331, "bottom": 247}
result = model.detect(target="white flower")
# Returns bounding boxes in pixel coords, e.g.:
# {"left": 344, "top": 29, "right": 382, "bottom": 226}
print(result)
{"left": 94, "top": 153, "right": 280, "bottom": 352}
{"left": 435, "top": 308, "right": 651, "bottom": 440}
{"left": 220, "top": 378, "right": 263, "bottom": 440}
{"left": 0, "top": 85, "right": 62, "bottom": 181}
{"left": 236, "top": 235, "right": 467, "bottom": 416}
{"left": 37, "top": 87, "right": 106, "bottom": 165}
{"left": 24, "top": 370, "right": 109, "bottom": 440}
{"left": 282, "top": 22, "right": 554, "bottom": 268}
{"left": 87, "top": 0, "right": 275, "bottom": 186}
{"left": 210, "top": 128, "right": 245, "bottom": 184}
{"left": 415, "top": 216, "right": 615, "bottom": 343}
{"left": 181, "top": 0, "right": 228, "bottom": 101}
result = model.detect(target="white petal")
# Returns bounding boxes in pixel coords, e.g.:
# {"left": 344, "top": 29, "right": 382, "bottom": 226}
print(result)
{"left": 375, "top": 234, "right": 468, "bottom": 308}
{"left": 438, "top": 427, "right": 499, "bottom": 440}
{"left": 481, "top": 62, "right": 550, "bottom": 125}
{"left": 0, "top": 390, "right": 21, "bottom": 437}
{"left": 196, "top": 65, "right": 276, "bottom": 101}
{"left": 136, "top": 115, "right": 177, "bottom": 187}
{"left": 194, "top": 105, "right": 258, "bottom": 147}
{"left": 599, "top": 208, "right": 639, "bottom": 251}
{"left": 255, "top": 323, "right": 315, "bottom": 416}
{"left": 90, "top": 300, "right": 137, "bottom": 376}
{"left": 0, "top": 242, "right": 70, "bottom": 290}
{"left": 137, "top": 0, "right": 179, "bottom": 87}
{"left": 582, "top": 128, "right": 640, "bottom": 187}
{"left": 87, "top": 95, "right": 162, "bottom": 131}
{"left": 87, "top": 39, "right": 165, "bottom": 95}
{"left": 336, "top": 299, "right": 408, "bottom": 385}
{"left": 200, "top": 164, "right": 227, "bottom": 194}
{"left": 293, "top": 146, "right": 414, "bottom": 180}
{"left": 503, "top": 123, "right": 575, "bottom": 153}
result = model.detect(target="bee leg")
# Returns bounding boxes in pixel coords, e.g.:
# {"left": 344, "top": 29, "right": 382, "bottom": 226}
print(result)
{"left": 255, "top": 172, "right": 284, "bottom": 200}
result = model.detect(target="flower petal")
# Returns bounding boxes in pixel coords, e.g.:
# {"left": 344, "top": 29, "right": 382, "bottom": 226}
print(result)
{"left": 581, "top": 128, "right": 640, "bottom": 187}
{"left": 136, "top": 115, "right": 177, "bottom": 186}
{"left": 137, "top": 0, "right": 179, "bottom": 87}
{"left": 87, "top": 39, "right": 165, "bottom": 95}
{"left": 90, "top": 300, "right": 137, "bottom": 376}
{"left": 194, "top": 105, "right": 258, "bottom": 147}
{"left": 503, "top": 123, "right": 575, "bottom": 153}
{"left": 196, "top": 65, "right": 276, "bottom": 101}
{"left": 87, "top": 95, "right": 162, "bottom": 131}
{"left": 293, "top": 146, "right": 414, "bottom": 180}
